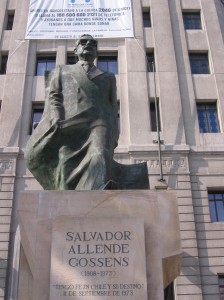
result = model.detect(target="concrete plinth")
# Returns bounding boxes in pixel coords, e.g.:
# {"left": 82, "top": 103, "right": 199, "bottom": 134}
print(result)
{"left": 18, "top": 190, "right": 181, "bottom": 300}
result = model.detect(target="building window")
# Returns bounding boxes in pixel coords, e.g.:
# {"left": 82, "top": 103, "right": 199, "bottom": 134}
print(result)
{"left": 143, "top": 10, "right": 151, "bottom": 27}
{"left": 208, "top": 191, "right": 224, "bottom": 222}
{"left": 183, "top": 12, "right": 202, "bottom": 29}
{"left": 6, "top": 10, "right": 15, "bottom": 30}
{"left": 35, "top": 55, "right": 56, "bottom": 76}
{"left": 0, "top": 54, "right": 8, "bottom": 74}
{"left": 197, "top": 102, "right": 220, "bottom": 133}
{"left": 189, "top": 53, "right": 210, "bottom": 74}
{"left": 150, "top": 100, "right": 161, "bottom": 132}
{"left": 67, "top": 53, "right": 78, "bottom": 65}
{"left": 218, "top": 274, "right": 224, "bottom": 299}
{"left": 146, "top": 51, "right": 155, "bottom": 72}
{"left": 30, "top": 104, "right": 44, "bottom": 134}
{"left": 97, "top": 54, "right": 118, "bottom": 74}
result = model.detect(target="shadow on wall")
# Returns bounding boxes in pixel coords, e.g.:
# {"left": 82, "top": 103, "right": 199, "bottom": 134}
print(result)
{"left": 6, "top": 117, "right": 21, "bottom": 147}
{"left": 216, "top": 0, "right": 224, "bottom": 44}
{"left": 181, "top": 251, "right": 220, "bottom": 296}
{"left": 168, "top": 0, "right": 198, "bottom": 147}
{"left": 181, "top": 251, "right": 203, "bottom": 286}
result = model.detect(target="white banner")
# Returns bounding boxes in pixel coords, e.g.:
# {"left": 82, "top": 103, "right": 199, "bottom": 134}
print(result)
{"left": 25, "top": 0, "right": 134, "bottom": 39}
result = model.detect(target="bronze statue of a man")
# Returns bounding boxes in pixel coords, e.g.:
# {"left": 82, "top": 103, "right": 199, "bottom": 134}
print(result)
{"left": 25, "top": 34, "right": 119, "bottom": 190}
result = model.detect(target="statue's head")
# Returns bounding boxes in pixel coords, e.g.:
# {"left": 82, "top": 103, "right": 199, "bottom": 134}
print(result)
{"left": 74, "top": 34, "right": 97, "bottom": 63}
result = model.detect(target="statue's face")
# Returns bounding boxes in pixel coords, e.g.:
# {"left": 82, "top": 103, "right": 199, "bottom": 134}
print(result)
{"left": 75, "top": 35, "right": 97, "bottom": 62}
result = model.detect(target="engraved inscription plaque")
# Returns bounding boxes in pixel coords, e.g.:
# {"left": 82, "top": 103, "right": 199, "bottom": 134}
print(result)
{"left": 50, "top": 217, "right": 147, "bottom": 300}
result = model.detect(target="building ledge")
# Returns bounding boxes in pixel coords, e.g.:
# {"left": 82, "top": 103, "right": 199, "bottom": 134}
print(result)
{"left": 0, "top": 147, "right": 20, "bottom": 155}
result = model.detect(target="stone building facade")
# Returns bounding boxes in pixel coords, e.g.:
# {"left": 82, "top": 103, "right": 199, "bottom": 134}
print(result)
{"left": 0, "top": 0, "right": 224, "bottom": 299}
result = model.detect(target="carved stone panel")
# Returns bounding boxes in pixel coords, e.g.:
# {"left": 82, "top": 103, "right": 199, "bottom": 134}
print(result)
{"left": 0, "top": 159, "right": 15, "bottom": 176}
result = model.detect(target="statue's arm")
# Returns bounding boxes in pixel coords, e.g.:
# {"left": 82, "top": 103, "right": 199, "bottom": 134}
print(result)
{"left": 110, "top": 74, "right": 119, "bottom": 146}
{"left": 48, "top": 66, "right": 64, "bottom": 125}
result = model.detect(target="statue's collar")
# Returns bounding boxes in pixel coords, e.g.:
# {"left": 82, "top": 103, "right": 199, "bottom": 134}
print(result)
{"left": 77, "top": 60, "right": 94, "bottom": 67}
{"left": 75, "top": 61, "right": 105, "bottom": 80}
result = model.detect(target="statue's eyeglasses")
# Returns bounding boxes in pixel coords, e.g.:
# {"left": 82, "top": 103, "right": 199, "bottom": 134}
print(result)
{"left": 78, "top": 39, "right": 97, "bottom": 46}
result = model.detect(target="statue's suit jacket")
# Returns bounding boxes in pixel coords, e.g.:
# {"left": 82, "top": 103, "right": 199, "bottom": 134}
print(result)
{"left": 48, "top": 63, "right": 119, "bottom": 139}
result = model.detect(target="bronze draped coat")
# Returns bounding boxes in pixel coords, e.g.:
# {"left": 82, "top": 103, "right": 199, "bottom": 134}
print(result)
{"left": 25, "top": 63, "right": 119, "bottom": 190}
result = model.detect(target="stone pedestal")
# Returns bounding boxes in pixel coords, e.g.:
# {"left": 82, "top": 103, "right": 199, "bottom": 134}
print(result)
{"left": 18, "top": 190, "right": 181, "bottom": 300}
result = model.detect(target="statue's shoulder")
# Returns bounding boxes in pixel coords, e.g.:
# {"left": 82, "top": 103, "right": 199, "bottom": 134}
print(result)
{"left": 60, "top": 64, "right": 74, "bottom": 72}
{"left": 104, "top": 70, "right": 115, "bottom": 76}
{"left": 102, "top": 71, "right": 116, "bottom": 85}
{"left": 98, "top": 69, "right": 116, "bottom": 80}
